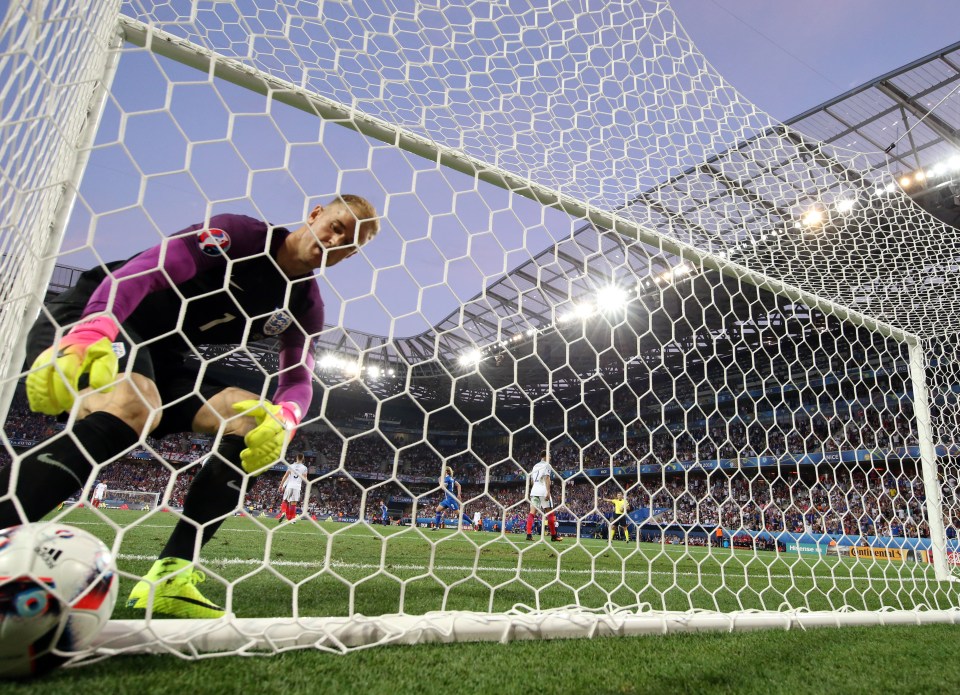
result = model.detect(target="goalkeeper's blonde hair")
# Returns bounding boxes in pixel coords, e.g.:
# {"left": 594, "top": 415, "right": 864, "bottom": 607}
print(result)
{"left": 333, "top": 194, "right": 380, "bottom": 237}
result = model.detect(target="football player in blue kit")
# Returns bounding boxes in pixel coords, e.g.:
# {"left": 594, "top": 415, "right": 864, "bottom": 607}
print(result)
{"left": 434, "top": 466, "right": 462, "bottom": 530}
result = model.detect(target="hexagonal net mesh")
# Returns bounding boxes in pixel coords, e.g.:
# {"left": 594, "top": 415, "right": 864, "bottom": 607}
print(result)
{"left": 3, "top": 0, "right": 960, "bottom": 659}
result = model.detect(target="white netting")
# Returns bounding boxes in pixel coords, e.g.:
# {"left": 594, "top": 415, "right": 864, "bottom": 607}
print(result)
{"left": 106, "top": 490, "right": 160, "bottom": 511}
{"left": 2, "top": 0, "right": 960, "bottom": 661}
{"left": 0, "top": 0, "right": 123, "bottom": 417}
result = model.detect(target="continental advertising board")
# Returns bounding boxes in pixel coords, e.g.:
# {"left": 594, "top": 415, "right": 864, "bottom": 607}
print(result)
{"left": 848, "top": 546, "right": 907, "bottom": 561}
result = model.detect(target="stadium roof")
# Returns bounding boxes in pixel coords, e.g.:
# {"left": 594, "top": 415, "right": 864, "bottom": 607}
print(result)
{"left": 786, "top": 40, "right": 960, "bottom": 203}
{"left": 43, "top": 40, "right": 960, "bottom": 399}
{"left": 306, "top": 39, "right": 960, "bottom": 371}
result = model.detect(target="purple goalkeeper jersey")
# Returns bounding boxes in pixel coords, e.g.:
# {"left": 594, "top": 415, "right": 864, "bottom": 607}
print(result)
{"left": 81, "top": 214, "right": 323, "bottom": 414}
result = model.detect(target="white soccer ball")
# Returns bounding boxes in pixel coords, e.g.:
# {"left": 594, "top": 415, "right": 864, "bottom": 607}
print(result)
{"left": 0, "top": 523, "right": 118, "bottom": 679}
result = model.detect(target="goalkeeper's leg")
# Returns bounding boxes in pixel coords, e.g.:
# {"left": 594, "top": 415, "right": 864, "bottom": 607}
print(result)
{"left": 127, "top": 385, "right": 265, "bottom": 619}
{"left": 126, "top": 435, "right": 245, "bottom": 619}
{"left": 159, "top": 435, "right": 246, "bottom": 559}
{"left": 0, "top": 375, "right": 157, "bottom": 528}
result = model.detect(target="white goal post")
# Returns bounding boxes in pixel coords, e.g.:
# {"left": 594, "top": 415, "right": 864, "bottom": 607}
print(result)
{"left": 3, "top": 0, "right": 960, "bottom": 662}
{"left": 105, "top": 490, "right": 160, "bottom": 511}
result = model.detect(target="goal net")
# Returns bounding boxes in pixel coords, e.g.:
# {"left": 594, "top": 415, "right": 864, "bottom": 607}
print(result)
{"left": 105, "top": 490, "right": 160, "bottom": 511}
{"left": 3, "top": 0, "right": 960, "bottom": 660}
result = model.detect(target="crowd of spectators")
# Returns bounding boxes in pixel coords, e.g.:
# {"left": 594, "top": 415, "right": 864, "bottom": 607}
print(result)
{"left": 546, "top": 406, "right": 919, "bottom": 473}
{"left": 0, "top": 392, "right": 952, "bottom": 541}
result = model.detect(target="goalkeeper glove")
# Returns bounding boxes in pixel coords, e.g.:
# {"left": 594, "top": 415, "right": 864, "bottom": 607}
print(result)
{"left": 232, "top": 399, "right": 302, "bottom": 475}
{"left": 26, "top": 316, "right": 120, "bottom": 415}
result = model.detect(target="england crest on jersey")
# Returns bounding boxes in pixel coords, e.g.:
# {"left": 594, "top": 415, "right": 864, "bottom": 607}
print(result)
{"left": 263, "top": 310, "right": 293, "bottom": 336}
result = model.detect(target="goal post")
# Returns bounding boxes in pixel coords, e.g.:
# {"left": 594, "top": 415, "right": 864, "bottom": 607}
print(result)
{"left": 909, "top": 340, "right": 954, "bottom": 582}
{"left": 2, "top": 0, "right": 960, "bottom": 663}
{"left": 96, "top": 608, "right": 960, "bottom": 655}
{"left": 105, "top": 490, "right": 161, "bottom": 511}
{"left": 0, "top": 0, "right": 124, "bottom": 426}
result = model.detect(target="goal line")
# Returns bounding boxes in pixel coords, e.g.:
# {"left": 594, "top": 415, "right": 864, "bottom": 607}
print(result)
{"left": 92, "top": 608, "right": 960, "bottom": 657}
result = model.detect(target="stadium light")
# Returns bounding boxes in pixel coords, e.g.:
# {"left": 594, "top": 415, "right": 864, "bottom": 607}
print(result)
{"left": 318, "top": 353, "right": 340, "bottom": 369}
{"left": 835, "top": 198, "right": 856, "bottom": 214}
{"left": 899, "top": 176, "right": 911, "bottom": 188}
{"left": 595, "top": 285, "right": 629, "bottom": 310}
{"left": 574, "top": 301, "right": 596, "bottom": 319}
{"left": 458, "top": 349, "right": 482, "bottom": 367}
{"left": 801, "top": 209, "right": 823, "bottom": 227}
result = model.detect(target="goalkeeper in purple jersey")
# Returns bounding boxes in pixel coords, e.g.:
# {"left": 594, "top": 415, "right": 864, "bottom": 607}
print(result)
{"left": 0, "top": 195, "right": 379, "bottom": 618}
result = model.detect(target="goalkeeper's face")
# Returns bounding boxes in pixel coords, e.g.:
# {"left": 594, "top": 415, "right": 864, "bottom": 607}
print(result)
{"left": 302, "top": 203, "right": 377, "bottom": 268}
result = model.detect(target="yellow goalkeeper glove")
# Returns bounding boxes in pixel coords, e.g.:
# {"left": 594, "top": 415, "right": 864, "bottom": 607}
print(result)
{"left": 232, "top": 399, "right": 302, "bottom": 475}
{"left": 26, "top": 316, "right": 120, "bottom": 415}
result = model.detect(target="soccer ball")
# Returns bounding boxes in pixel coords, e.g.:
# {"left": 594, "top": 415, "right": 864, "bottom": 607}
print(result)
{"left": 0, "top": 523, "right": 118, "bottom": 679}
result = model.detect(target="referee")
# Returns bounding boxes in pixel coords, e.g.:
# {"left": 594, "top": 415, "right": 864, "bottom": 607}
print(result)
{"left": 604, "top": 492, "right": 631, "bottom": 542}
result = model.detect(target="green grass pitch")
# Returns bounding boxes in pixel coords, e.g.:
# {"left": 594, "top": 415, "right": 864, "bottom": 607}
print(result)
{"left": 62, "top": 508, "right": 958, "bottom": 618}
{"left": 6, "top": 509, "right": 960, "bottom": 693}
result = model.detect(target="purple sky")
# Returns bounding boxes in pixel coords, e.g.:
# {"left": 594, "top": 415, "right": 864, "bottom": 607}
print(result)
{"left": 672, "top": 0, "right": 960, "bottom": 122}
{"left": 62, "top": 2, "right": 960, "bottom": 340}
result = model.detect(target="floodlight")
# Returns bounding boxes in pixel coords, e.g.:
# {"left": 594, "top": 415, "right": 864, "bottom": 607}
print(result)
{"left": 835, "top": 199, "right": 855, "bottom": 214}
{"left": 801, "top": 209, "right": 823, "bottom": 227}
{"left": 595, "top": 285, "right": 629, "bottom": 309}
{"left": 459, "top": 349, "right": 482, "bottom": 366}
{"left": 574, "top": 302, "right": 596, "bottom": 319}
{"left": 319, "top": 353, "right": 340, "bottom": 369}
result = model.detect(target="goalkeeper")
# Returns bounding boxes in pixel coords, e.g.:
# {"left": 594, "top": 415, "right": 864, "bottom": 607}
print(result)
{"left": 0, "top": 196, "right": 379, "bottom": 618}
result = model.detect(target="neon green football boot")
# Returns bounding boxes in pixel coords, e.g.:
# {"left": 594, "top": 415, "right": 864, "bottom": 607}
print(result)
{"left": 126, "top": 557, "right": 225, "bottom": 619}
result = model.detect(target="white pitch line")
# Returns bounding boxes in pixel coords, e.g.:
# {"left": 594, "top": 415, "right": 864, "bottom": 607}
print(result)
{"left": 112, "top": 552, "right": 925, "bottom": 585}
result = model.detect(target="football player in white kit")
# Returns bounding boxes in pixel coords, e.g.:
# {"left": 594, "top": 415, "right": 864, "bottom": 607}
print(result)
{"left": 277, "top": 453, "right": 309, "bottom": 523}
{"left": 525, "top": 450, "right": 561, "bottom": 542}
{"left": 92, "top": 480, "right": 108, "bottom": 509}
